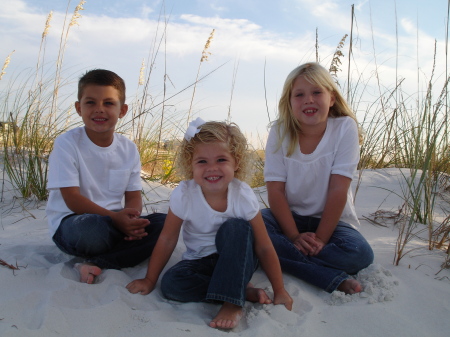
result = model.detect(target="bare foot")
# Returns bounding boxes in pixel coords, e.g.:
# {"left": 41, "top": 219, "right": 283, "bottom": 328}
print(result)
{"left": 246, "top": 283, "right": 272, "bottom": 304}
{"left": 337, "top": 278, "right": 362, "bottom": 294}
{"left": 209, "top": 302, "right": 243, "bottom": 329}
{"left": 74, "top": 263, "right": 102, "bottom": 284}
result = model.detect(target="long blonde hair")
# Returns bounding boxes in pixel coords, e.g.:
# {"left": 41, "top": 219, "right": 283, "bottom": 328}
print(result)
{"left": 176, "top": 121, "right": 250, "bottom": 181}
{"left": 276, "top": 62, "right": 362, "bottom": 156}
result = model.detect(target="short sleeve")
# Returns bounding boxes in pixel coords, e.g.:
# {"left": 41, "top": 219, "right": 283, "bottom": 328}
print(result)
{"left": 331, "top": 118, "right": 360, "bottom": 179}
{"left": 47, "top": 136, "right": 80, "bottom": 190}
{"left": 126, "top": 144, "right": 143, "bottom": 191}
{"left": 169, "top": 182, "right": 188, "bottom": 220}
{"left": 232, "top": 180, "right": 260, "bottom": 221}
{"left": 264, "top": 125, "right": 287, "bottom": 183}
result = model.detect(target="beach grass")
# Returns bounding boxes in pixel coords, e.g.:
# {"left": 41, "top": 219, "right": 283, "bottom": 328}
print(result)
{"left": 0, "top": 0, "right": 448, "bottom": 267}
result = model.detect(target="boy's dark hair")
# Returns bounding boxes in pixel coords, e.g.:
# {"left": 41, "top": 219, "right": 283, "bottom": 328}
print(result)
{"left": 78, "top": 69, "right": 126, "bottom": 104}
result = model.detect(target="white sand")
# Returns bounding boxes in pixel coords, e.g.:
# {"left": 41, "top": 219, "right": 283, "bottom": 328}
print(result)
{"left": 1, "top": 168, "right": 449, "bottom": 337}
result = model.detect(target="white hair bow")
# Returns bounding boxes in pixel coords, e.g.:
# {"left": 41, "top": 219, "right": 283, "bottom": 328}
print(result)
{"left": 184, "top": 117, "right": 206, "bottom": 141}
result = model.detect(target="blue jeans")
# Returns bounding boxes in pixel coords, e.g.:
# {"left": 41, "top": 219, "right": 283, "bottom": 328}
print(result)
{"left": 52, "top": 212, "right": 166, "bottom": 269}
{"left": 261, "top": 208, "right": 374, "bottom": 293}
{"left": 161, "top": 218, "right": 257, "bottom": 307}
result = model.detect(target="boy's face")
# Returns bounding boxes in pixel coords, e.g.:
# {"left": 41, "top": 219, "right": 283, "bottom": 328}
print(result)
{"left": 75, "top": 84, "right": 128, "bottom": 145}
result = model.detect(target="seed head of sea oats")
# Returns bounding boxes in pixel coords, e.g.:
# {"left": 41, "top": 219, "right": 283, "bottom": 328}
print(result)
{"left": 139, "top": 59, "right": 145, "bottom": 85}
{"left": 70, "top": 1, "right": 87, "bottom": 27}
{"left": 0, "top": 50, "right": 15, "bottom": 81}
{"left": 200, "top": 29, "right": 215, "bottom": 62}
{"left": 42, "top": 11, "right": 53, "bottom": 38}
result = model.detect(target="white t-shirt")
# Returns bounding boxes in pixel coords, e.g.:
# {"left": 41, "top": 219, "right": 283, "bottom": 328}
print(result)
{"left": 264, "top": 116, "right": 360, "bottom": 228}
{"left": 170, "top": 178, "right": 260, "bottom": 260}
{"left": 45, "top": 127, "right": 142, "bottom": 236}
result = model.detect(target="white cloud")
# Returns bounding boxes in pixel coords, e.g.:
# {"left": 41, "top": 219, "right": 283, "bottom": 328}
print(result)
{"left": 1, "top": 0, "right": 446, "bottom": 140}
{"left": 141, "top": 5, "right": 154, "bottom": 19}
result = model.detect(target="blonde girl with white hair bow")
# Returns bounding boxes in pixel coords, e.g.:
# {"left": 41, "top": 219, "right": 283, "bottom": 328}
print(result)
{"left": 127, "top": 120, "right": 293, "bottom": 330}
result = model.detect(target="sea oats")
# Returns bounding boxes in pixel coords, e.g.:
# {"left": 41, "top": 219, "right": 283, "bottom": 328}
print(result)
{"left": 42, "top": 11, "right": 53, "bottom": 38}
{"left": 187, "top": 29, "right": 217, "bottom": 125}
{"left": 200, "top": 29, "right": 215, "bottom": 62}
{"left": 0, "top": 50, "right": 15, "bottom": 81}
{"left": 139, "top": 59, "right": 145, "bottom": 86}
{"left": 329, "top": 34, "right": 348, "bottom": 86}
{"left": 70, "top": 0, "right": 87, "bottom": 27}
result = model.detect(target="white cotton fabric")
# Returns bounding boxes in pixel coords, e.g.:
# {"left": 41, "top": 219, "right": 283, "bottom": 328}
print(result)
{"left": 264, "top": 116, "right": 360, "bottom": 228}
{"left": 170, "top": 178, "right": 260, "bottom": 260}
{"left": 45, "top": 127, "right": 142, "bottom": 236}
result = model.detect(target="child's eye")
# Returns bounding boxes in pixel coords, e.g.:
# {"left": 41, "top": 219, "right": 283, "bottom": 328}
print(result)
{"left": 197, "top": 160, "right": 207, "bottom": 164}
{"left": 105, "top": 101, "right": 114, "bottom": 105}
{"left": 314, "top": 91, "right": 322, "bottom": 95}
{"left": 217, "top": 158, "right": 227, "bottom": 162}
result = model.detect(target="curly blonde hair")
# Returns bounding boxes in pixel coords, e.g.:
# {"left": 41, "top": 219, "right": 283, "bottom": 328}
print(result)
{"left": 277, "top": 62, "right": 362, "bottom": 157}
{"left": 176, "top": 121, "right": 250, "bottom": 181}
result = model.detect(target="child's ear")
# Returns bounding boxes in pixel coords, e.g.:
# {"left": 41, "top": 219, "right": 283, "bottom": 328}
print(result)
{"left": 329, "top": 93, "right": 336, "bottom": 107}
{"left": 75, "top": 101, "right": 81, "bottom": 116}
{"left": 119, "top": 103, "right": 128, "bottom": 118}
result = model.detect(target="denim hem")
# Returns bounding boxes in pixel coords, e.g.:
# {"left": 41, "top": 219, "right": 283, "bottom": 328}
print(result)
{"left": 205, "top": 293, "right": 244, "bottom": 307}
{"left": 86, "top": 257, "right": 120, "bottom": 270}
{"left": 325, "top": 271, "right": 349, "bottom": 293}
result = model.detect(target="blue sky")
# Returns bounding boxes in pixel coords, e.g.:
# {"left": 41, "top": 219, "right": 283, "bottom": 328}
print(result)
{"left": 1, "top": 0, "right": 448, "bottom": 143}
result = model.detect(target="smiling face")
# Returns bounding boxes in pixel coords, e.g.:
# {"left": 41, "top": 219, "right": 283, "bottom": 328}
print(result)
{"left": 290, "top": 75, "right": 335, "bottom": 134}
{"left": 191, "top": 141, "right": 238, "bottom": 199}
{"left": 75, "top": 84, "right": 128, "bottom": 146}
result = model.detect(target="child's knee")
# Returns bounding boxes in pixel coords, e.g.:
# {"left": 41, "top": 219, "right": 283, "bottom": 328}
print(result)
{"left": 218, "top": 218, "right": 251, "bottom": 237}
{"left": 344, "top": 242, "right": 374, "bottom": 274}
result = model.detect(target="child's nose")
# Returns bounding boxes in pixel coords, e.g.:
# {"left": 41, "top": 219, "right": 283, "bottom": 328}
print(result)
{"left": 207, "top": 162, "right": 217, "bottom": 170}
{"left": 94, "top": 104, "right": 104, "bottom": 113}
{"left": 304, "top": 94, "right": 314, "bottom": 103}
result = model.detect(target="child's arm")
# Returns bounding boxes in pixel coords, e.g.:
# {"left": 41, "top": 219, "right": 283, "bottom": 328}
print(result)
{"left": 266, "top": 181, "right": 299, "bottom": 241}
{"left": 267, "top": 181, "right": 321, "bottom": 256}
{"left": 123, "top": 190, "right": 147, "bottom": 240}
{"left": 126, "top": 209, "right": 183, "bottom": 295}
{"left": 250, "top": 212, "right": 293, "bottom": 311}
{"left": 314, "top": 174, "right": 351, "bottom": 246}
{"left": 60, "top": 187, "right": 149, "bottom": 238}
{"left": 124, "top": 190, "right": 143, "bottom": 213}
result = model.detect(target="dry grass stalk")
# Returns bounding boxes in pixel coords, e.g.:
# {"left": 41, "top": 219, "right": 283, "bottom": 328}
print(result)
{"left": 367, "top": 207, "right": 406, "bottom": 227}
{"left": 0, "top": 259, "right": 20, "bottom": 270}
{"left": 51, "top": 0, "right": 87, "bottom": 122}
{"left": 200, "top": 29, "right": 215, "bottom": 62}
{"left": 187, "top": 29, "right": 216, "bottom": 126}
{"left": 0, "top": 50, "right": 15, "bottom": 81}
{"left": 329, "top": 34, "right": 347, "bottom": 86}
{"left": 139, "top": 59, "right": 145, "bottom": 86}
{"left": 42, "top": 11, "right": 53, "bottom": 38}
{"left": 315, "top": 28, "right": 319, "bottom": 62}
{"left": 70, "top": 0, "right": 86, "bottom": 27}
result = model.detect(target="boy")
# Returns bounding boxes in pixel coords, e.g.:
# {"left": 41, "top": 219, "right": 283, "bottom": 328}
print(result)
{"left": 46, "top": 69, "right": 165, "bottom": 284}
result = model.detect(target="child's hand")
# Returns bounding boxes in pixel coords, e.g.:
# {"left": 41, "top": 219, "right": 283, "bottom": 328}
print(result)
{"left": 126, "top": 278, "right": 156, "bottom": 295}
{"left": 273, "top": 288, "right": 293, "bottom": 311}
{"left": 292, "top": 232, "right": 323, "bottom": 256}
{"left": 110, "top": 208, "right": 150, "bottom": 239}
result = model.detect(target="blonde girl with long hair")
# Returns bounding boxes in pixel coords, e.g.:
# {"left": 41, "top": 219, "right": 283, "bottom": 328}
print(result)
{"left": 262, "top": 63, "right": 374, "bottom": 294}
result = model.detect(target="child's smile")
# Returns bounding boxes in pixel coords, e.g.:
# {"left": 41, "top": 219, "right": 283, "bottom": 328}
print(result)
{"left": 75, "top": 84, "right": 128, "bottom": 146}
{"left": 192, "top": 142, "right": 238, "bottom": 198}
{"left": 290, "top": 76, "right": 335, "bottom": 134}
